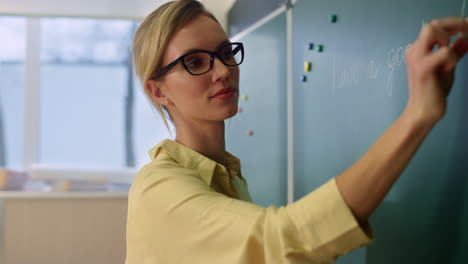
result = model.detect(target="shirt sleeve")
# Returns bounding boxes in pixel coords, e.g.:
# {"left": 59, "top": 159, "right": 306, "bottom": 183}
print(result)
{"left": 125, "top": 165, "right": 372, "bottom": 264}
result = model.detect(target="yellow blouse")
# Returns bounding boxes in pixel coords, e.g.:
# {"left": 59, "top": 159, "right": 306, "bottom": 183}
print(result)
{"left": 125, "top": 139, "right": 372, "bottom": 264}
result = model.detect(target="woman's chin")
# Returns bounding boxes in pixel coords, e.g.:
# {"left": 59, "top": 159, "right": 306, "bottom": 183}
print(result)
{"left": 215, "top": 107, "right": 238, "bottom": 121}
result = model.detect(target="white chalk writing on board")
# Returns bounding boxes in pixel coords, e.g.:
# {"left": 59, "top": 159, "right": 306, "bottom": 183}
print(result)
{"left": 332, "top": 55, "right": 361, "bottom": 94}
{"left": 386, "top": 44, "right": 410, "bottom": 96}
{"left": 330, "top": 4, "right": 468, "bottom": 98}
{"left": 368, "top": 60, "right": 379, "bottom": 79}
{"left": 331, "top": 42, "right": 414, "bottom": 98}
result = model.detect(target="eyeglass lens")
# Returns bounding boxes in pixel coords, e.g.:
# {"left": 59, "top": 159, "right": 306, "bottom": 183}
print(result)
{"left": 182, "top": 43, "right": 243, "bottom": 75}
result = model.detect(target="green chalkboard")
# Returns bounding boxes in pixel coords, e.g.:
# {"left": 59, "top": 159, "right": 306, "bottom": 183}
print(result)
{"left": 227, "top": 13, "right": 288, "bottom": 208}
{"left": 292, "top": 0, "right": 468, "bottom": 263}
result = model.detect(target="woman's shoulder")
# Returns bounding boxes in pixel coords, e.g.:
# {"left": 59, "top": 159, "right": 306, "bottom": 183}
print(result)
{"left": 136, "top": 148, "right": 197, "bottom": 182}
{"left": 132, "top": 149, "right": 202, "bottom": 189}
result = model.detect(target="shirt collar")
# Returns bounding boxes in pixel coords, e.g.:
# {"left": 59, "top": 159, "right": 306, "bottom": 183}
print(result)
{"left": 148, "top": 139, "right": 243, "bottom": 186}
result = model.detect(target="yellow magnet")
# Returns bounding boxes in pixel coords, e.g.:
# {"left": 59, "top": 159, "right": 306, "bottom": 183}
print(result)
{"left": 304, "top": 61, "right": 312, "bottom": 72}
{"left": 242, "top": 95, "right": 248, "bottom": 101}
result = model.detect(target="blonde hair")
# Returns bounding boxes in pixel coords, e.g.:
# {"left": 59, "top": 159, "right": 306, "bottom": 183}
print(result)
{"left": 132, "top": 0, "right": 219, "bottom": 131}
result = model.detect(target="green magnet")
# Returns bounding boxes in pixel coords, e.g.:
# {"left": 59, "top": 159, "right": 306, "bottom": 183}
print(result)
{"left": 317, "top": 45, "right": 324, "bottom": 52}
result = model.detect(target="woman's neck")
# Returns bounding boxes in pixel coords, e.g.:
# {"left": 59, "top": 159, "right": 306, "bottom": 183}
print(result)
{"left": 174, "top": 120, "right": 226, "bottom": 165}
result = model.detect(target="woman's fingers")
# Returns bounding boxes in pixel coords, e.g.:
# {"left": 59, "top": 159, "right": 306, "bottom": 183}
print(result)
{"left": 415, "top": 17, "right": 468, "bottom": 57}
{"left": 430, "top": 17, "right": 468, "bottom": 34}
{"left": 417, "top": 23, "right": 451, "bottom": 55}
{"left": 424, "top": 46, "right": 458, "bottom": 73}
{"left": 451, "top": 36, "right": 468, "bottom": 59}
{"left": 403, "top": 17, "right": 467, "bottom": 124}
{"left": 423, "top": 37, "right": 468, "bottom": 73}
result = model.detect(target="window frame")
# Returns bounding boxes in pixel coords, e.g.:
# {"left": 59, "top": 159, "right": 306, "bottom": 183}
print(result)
{"left": 19, "top": 16, "right": 138, "bottom": 184}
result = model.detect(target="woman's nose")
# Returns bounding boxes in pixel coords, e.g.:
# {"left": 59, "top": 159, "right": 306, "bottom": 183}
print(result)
{"left": 211, "top": 57, "right": 230, "bottom": 81}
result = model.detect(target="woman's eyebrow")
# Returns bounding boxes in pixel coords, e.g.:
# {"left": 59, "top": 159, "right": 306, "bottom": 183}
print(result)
{"left": 181, "top": 40, "right": 231, "bottom": 54}
{"left": 215, "top": 40, "right": 231, "bottom": 50}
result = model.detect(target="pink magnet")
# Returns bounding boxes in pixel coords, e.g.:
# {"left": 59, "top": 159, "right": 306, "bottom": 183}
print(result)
{"left": 238, "top": 107, "right": 243, "bottom": 113}
{"left": 247, "top": 129, "right": 254, "bottom": 136}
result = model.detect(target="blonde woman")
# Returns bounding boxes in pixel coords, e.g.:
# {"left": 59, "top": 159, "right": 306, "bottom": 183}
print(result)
{"left": 126, "top": 0, "right": 468, "bottom": 263}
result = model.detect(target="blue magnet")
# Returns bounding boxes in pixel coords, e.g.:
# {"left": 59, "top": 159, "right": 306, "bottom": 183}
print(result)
{"left": 308, "top": 43, "right": 314, "bottom": 50}
{"left": 300, "top": 75, "right": 307, "bottom": 82}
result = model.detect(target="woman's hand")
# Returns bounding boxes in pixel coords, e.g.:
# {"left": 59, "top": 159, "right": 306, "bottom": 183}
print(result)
{"left": 405, "top": 17, "right": 468, "bottom": 127}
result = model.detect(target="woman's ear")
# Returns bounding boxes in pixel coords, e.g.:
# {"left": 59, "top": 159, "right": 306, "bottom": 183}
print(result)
{"left": 146, "top": 80, "right": 167, "bottom": 105}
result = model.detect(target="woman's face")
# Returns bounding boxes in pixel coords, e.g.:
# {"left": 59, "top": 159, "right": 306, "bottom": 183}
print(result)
{"left": 153, "top": 15, "right": 240, "bottom": 124}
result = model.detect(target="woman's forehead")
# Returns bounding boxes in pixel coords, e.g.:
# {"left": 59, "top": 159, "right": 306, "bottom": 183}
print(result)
{"left": 166, "top": 16, "right": 227, "bottom": 57}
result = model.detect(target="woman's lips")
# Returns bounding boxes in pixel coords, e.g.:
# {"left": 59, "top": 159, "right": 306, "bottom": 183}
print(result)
{"left": 211, "top": 88, "right": 236, "bottom": 99}
{"left": 212, "top": 90, "right": 236, "bottom": 99}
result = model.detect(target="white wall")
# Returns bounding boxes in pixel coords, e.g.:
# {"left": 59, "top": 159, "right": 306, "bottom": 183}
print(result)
{"left": 200, "top": 0, "right": 236, "bottom": 33}
{"left": 0, "top": 0, "right": 236, "bottom": 31}
{"left": 0, "top": 0, "right": 166, "bottom": 19}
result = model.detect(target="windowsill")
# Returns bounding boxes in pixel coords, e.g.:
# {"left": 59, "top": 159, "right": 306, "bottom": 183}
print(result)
{"left": 0, "top": 191, "right": 128, "bottom": 199}
{"left": 29, "top": 164, "right": 137, "bottom": 184}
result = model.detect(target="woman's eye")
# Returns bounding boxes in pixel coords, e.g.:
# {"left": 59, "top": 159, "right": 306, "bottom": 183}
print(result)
{"left": 186, "top": 57, "right": 207, "bottom": 69}
{"left": 184, "top": 52, "right": 209, "bottom": 70}
{"left": 186, "top": 59, "right": 202, "bottom": 68}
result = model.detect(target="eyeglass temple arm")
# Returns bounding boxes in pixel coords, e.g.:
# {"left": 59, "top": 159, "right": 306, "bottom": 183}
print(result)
{"left": 232, "top": 45, "right": 241, "bottom": 54}
{"left": 152, "top": 58, "right": 181, "bottom": 80}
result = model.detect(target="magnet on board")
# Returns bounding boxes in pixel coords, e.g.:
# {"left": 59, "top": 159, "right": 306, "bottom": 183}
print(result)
{"left": 330, "top": 14, "right": 338, "bottom": 23}
{"left": 300, "top": 75, "right": 307, "bottom": 82}
{"left": 317, "top": 45, "right": 324, "bottom": 52}
{"left": 308, "top": 43, "right": 314, "bottom": 50}
{"left": 247, "top": 129, "right": 254, "bottom": 136}
{"left": 237, "top": 107, "right": 243, "bottom": 113}
{"left": 242, "top": 95, "right": 248, "bottom": 101}
{"left": 304, "top": 61, "right": 312, "bottom": 72}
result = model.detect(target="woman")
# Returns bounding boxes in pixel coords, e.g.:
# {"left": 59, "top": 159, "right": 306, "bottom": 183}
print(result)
{"left": 126, "top": 0, "right": 468, "bottom": 263}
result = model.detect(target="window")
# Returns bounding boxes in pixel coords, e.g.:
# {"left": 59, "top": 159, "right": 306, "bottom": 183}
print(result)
{"left": 1, "top": 15, "right": 172, "bottom": 180}
{"left": 0, "top": 17, "right": 26, "bottom": 170}
{"left": 39, "top": 18, "right": 136, "bottom": 168}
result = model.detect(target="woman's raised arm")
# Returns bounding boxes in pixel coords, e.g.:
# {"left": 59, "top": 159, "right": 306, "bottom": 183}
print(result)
{"left": 336, "top": 17, "right": 468, "bottom": 222}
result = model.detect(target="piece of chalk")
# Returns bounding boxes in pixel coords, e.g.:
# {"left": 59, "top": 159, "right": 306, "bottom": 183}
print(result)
{"left": 304, "top": 61, "right": 312, "bottom": 72}
{"left": 462, "top": 17, "right": 468, "bottom": 39}
{"left": 461, "top": 0, "right": 467, "bottom": 38}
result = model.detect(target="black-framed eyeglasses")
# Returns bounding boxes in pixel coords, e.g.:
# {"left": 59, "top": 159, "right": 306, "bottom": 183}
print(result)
{"left": 151, "top": 42, "right": 244, "bottom": 80}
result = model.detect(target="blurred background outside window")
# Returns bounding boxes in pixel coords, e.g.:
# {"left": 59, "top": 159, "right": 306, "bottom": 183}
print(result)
{"left": 0, "top": 16, "right": 172, "bottom": 190}
{"left": 0, "top": 16, "right": 26, "bottom": 170}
